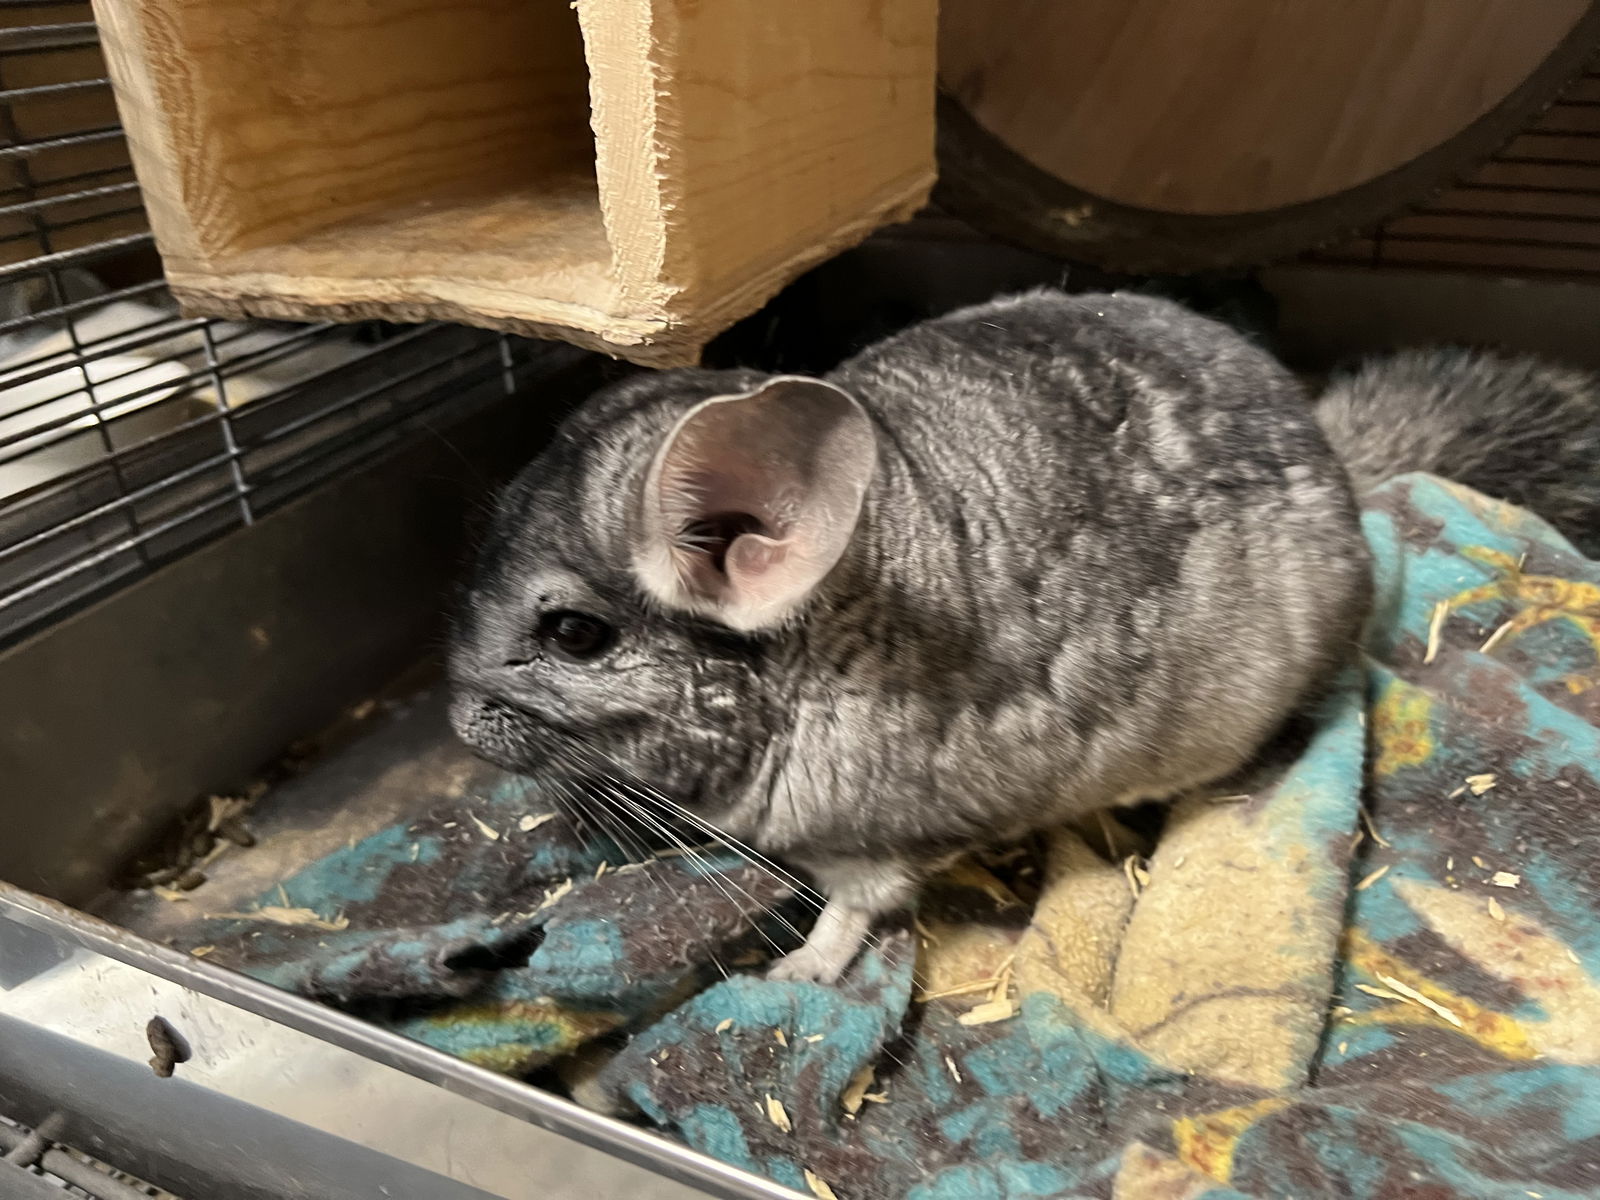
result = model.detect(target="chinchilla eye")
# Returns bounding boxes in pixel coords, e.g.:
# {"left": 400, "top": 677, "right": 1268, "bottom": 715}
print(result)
{"left": 536, "top": 610, "right": 614, "bottom": 661}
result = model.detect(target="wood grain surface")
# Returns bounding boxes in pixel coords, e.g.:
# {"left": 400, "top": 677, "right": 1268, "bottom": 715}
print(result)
{"left": 940, "top": 0, "right": 1591, "bottom": 216}
{"left": 89, "top": 0, "right": 937, "bottom": 365}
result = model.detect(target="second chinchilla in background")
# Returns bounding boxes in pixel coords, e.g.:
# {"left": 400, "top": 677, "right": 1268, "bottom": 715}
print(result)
{"left": 448, "top": 289, "right": 1600, "bottom": 983}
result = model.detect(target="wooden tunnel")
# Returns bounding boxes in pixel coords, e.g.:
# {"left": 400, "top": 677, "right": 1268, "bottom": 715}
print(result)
{"left": 88, "top": 0, "right": 937, "bottom": 366}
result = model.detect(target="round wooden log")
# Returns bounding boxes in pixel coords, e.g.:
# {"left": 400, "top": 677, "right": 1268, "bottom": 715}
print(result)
{"left": 937, "top": 0, "right": 1600, "bottom": 272}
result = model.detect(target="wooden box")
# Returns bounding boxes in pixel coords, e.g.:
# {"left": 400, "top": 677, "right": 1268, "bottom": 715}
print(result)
{"left": 88, "top": 0, "right": 936, "bottom": 366}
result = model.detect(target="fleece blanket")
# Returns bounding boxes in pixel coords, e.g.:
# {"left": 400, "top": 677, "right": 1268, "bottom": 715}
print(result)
{"left": 188, "top": 473, "right": 1600, "bottom": 1199}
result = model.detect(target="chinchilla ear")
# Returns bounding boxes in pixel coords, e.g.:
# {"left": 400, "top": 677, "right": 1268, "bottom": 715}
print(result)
{"left": 634, "top": 375, "right": 875, "bottom": 632}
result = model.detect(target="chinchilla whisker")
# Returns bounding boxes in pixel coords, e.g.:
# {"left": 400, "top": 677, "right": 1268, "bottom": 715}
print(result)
{"left": 595, "top": 791, "right": 921, "bottom": 1069}
{"left": 557, "top": 780, "right": 742, "bottom": 984}
{"left": 547, "top": 776, "right": 642, "bottom": 870}
{"left": 563, "top": 752, "right": 925, "bottom": 976}
{"left": 574, "top": 783, "right": 737, "bottom": 981}
{"left": 542, "top": 785, "right": 638, "bottom": 930}
{"left": 600, "top": 787, "right": 825, "bottom": 961}
{"left": 600, "top": 780, "right": 922, "bottom": 1067}
{"left": 611, "top": 783, "right": 924, "bottom": 979}
{"left": 625, "top": 793, "right": 841, "bottom": 919}
{"left": 569, "top": 742, "right": 829, "bottom": 908}
{"left": 674, "top": 531, "right": 723, "bottom": 549}
{"left": 551, "top": 746, "right": 929, "bottom": 984}
{"left": 540, "top": 767, "right": 615, "bottom": 847}
{"left": 606, "top": 784, "right": 824, "bottom": 912}
{"left": 588, "top": 778, "right": 804, "bottom": 963}
{"left": 552, "top": 742, "right": 756, "bottom": 867}
{"left": 569, "top": 755, "right": 930, "bottom": 976}
{"left": 560, "top": 747, "right": 923, "bottom": 981}
{"left": 544, "top": 752, "right": 763, "bottom": 961}
{"left": 560, "top": 780, "right": 656, "bottom": 868}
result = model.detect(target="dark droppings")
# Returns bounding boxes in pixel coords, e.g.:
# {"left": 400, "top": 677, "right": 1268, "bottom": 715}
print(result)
{"left": 145, "top": 1016, "right": 190, "bottom": 1078}
{"left": 117, "top": 695, "right": 404, "bottom": 892}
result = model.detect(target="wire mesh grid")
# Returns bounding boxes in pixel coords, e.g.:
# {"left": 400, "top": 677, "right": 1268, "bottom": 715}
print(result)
{"left": 1, "top": 1114, "right": 179, "bottom": 1198}
{"left": 0, "top": 1, "right": 571, "bottom": 649}
{"left": 1312, "top": 66, "right": 1600, "bottom": 277}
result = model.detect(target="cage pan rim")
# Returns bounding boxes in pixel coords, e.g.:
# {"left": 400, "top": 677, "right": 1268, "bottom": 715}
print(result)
{"left": 0, "top": 884, "right": 793, "bottom": 1200}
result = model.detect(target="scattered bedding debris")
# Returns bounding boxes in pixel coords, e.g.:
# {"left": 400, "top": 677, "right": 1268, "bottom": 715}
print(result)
{"left": 764, "top": 1094, "right": 792, "bottom": 1134}
{"left": 841, "top": 1065, "right": 875, "bottom": 1116}
{"left": 1376, "top": 973, "right": 1463, "bottom": 1028}
{"left": 212, "top": 905, "right": 349, "bottom": 931}
{"left": 956, "top": 996, "right": 1017, "bottom": 1026}
{"left": 1355, "top": 864, "right": 1391, "bottom": 891}
{"left": 1425, "top": 599, "right": 1449, "bottom": 663}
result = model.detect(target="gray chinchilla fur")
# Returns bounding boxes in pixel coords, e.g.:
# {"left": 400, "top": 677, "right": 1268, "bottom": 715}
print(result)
{"left": 1317, "top": 346, "right": 1600, "bottom": 557}
{"left": 448, "top": 289, "right": 1600, "bottom": 983}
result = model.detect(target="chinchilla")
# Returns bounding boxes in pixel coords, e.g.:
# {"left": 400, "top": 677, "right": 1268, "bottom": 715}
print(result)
{"left": 448, "top": 289, "right": 1599, "bottom": 982}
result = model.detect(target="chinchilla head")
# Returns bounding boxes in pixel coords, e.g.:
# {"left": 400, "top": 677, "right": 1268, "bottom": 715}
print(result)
{"left": 446, "top": 366, "right": 879, "bottom": 836}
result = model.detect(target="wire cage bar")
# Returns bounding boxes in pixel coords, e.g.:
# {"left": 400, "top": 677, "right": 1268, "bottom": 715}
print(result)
{"left": 0, "top": 1, "right": 573, "bottom": 649}
{"left": 1312, "top": 68, "right": 1600, "bottom": 278}
{"left": 0, "top": 1113, "right": 180, "bottom": 1199}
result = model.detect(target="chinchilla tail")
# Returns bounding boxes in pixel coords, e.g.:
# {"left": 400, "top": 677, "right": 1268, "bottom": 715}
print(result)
{"left": 1315, "top": 346, "right": 1600, "bottom": 557}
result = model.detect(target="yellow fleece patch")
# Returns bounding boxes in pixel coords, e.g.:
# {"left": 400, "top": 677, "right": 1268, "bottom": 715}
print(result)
{"left": 1173, "top": 1096, "right": 1291, "bottom": 1183}
{"left": 1371, "top": 679, "right": 1433, "bottom": 775}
